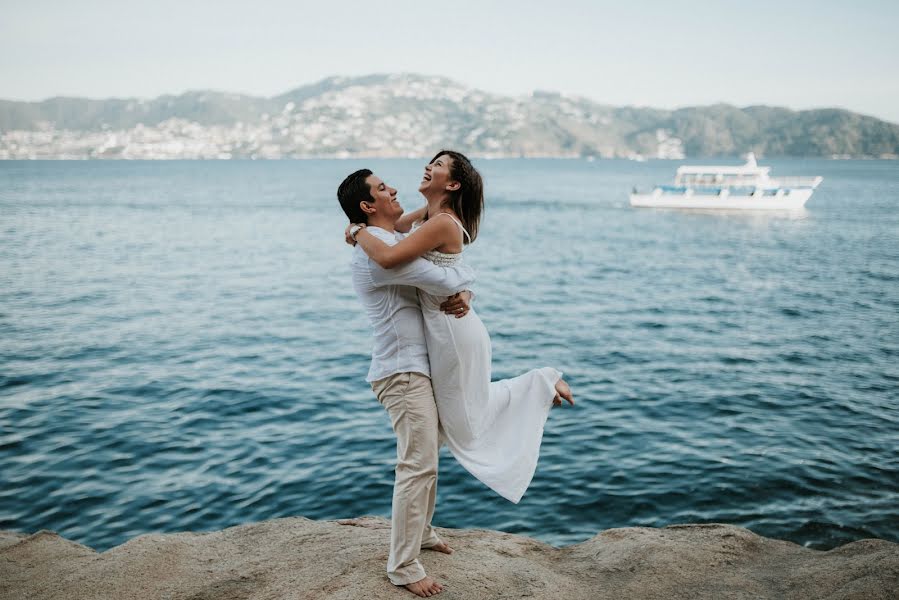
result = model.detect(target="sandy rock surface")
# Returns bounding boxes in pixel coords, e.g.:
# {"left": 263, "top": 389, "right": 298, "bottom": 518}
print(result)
{"left": 1, "top": 517, "right": 897, "bottom": 600}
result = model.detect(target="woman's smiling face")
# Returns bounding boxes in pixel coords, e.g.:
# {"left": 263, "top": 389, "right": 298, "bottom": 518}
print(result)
{"left": 419, "top": 154, "right": 457, "bottom": 195}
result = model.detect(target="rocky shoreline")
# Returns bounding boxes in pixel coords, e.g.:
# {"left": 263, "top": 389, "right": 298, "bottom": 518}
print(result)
{"left": 2, "top": 516, "right": 897, "bottom": 599}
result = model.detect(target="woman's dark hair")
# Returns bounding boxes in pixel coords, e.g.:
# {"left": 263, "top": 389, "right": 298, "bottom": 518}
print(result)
{"left": 430, "top": 150, "right": 484, "bottom": 244}
{"left": 337, "top": 168, "right": 373, "bottom": 223}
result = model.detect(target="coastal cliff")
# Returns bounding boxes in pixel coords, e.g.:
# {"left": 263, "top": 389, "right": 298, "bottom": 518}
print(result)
{"left": 1, "top": 516, "right": 897, "bottom": 600}
{"left": 3, "top": 74, "right": 899, "bottom": 159}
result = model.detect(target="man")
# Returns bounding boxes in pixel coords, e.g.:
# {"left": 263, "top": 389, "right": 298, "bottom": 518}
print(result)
{"left": 337, "top": 169, "right": 472, "bottom": 598}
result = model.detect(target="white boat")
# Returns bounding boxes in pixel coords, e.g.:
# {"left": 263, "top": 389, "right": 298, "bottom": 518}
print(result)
{"left": 629, "top": 153, "right": 822, "bottom": 210}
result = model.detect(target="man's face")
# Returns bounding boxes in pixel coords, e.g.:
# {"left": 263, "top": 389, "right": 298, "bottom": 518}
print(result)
{"left": 364, "top": 174, "right": 404, "bottom": 222}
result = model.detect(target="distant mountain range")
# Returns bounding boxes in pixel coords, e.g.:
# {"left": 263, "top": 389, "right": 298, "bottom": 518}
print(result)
{"left": 2, "top": 73, "right": 898, "bottom": 159}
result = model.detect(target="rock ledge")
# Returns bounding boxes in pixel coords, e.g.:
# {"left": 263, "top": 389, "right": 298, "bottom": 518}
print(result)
{"left": 1, "top": 517, "right": 897, "bottom": 599}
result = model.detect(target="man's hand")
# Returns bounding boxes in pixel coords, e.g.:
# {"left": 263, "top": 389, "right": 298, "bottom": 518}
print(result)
{"left": 440, "top": 291, "right": 471, "bottom": 319}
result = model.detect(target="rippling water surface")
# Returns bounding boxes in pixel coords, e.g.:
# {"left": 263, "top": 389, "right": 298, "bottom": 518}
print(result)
{"left": 1, "top": 158, "right": 897, "bottom": 552}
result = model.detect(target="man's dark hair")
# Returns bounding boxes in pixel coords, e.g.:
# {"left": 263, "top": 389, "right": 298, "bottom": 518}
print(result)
{"left": 337, "top": 169, "right": 373, "bottom": 223}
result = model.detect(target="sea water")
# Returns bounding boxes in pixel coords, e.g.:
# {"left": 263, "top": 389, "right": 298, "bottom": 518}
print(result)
{"left": 1, "top": 158, "right": 896, "bottom": 551}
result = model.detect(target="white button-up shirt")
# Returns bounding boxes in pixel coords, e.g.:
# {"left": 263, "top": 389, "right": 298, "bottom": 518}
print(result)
{"left": 351, "top": 226, "right": 475, "bottom": 382}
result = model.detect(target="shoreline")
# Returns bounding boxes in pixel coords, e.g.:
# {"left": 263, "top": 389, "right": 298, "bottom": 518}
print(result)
{"left": 2, "top": 516, "right": 897, "bottom": 600}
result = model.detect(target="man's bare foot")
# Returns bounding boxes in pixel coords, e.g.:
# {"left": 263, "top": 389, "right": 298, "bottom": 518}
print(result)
{"left": 554, "top": 378, "right": 574, "bottom": 406}
{"left": 425, "top": 541, "right": 454, "bottom": 555}
{"left": 405, "top": 575, "right": 444, "bottom": 597}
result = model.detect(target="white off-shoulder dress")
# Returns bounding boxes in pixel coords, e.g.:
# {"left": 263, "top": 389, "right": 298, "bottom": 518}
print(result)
{"left": 413, "top": 215, "right": 562, "bottom": 503}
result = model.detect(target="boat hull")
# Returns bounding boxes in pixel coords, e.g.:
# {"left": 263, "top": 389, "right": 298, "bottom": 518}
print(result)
{"left": 629, "top": 189, "right": 813, "bottom": 210}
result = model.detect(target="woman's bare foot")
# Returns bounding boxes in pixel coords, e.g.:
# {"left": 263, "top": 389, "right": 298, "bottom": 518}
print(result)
{"left": 554, "top": 378, "right": 574, "bottom": 406}
{"left": 405, "top": 575, "right": 444, "bottom": 597}
{"left": 425, "top": 541, "right": 454, "bottom": 555}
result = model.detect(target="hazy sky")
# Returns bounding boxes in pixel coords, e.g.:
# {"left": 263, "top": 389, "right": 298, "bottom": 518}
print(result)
{"left": 2, "top": 0, "right": 898, "bottom": 122}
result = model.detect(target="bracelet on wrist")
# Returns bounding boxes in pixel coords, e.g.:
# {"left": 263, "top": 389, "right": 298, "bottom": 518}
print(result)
{"left": 349, "top": 224, "right": 365, "bottom": 241}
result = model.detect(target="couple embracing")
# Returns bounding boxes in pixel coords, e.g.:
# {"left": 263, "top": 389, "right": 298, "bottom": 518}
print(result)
{"left": 337, "top": 150, "right": 574, "bottom": 597}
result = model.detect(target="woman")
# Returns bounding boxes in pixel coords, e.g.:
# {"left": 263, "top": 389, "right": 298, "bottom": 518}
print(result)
{"left": 350, "top": 150, "right": 573, "bottom": 503}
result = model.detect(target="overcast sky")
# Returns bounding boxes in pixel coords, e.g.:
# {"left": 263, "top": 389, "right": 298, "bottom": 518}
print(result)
{"left": 2, "top": 0, "right": 898, "bottom": 122}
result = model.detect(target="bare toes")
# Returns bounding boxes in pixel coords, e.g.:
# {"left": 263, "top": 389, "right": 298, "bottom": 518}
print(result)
{"left": 431, "top": 541, "right": 454, "bottom": 554}
{"left": 555, "top": 379, "right": 574, "bottom": 405}
{"left": 405, "top": 581, "right": 429, "bottom": 597}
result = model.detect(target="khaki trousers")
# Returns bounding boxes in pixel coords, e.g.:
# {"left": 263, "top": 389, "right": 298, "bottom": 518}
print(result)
{"left": 371, "top": 371, "right": 442, "bottom": 585}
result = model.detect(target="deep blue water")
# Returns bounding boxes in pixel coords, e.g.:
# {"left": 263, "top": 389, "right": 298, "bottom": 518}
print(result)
{"left": 1, "top": 158, "right": 897, "bottom": 552}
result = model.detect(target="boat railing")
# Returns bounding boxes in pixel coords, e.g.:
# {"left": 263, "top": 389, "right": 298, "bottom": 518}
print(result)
{"left": 769, "top": 176, "right": 823, "bottom": 188}
{"left": 662, "top": 177, "right": 821, "bottom": 191}
{"left": 675, "top": 175, "right": 766, "bottom": 187}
